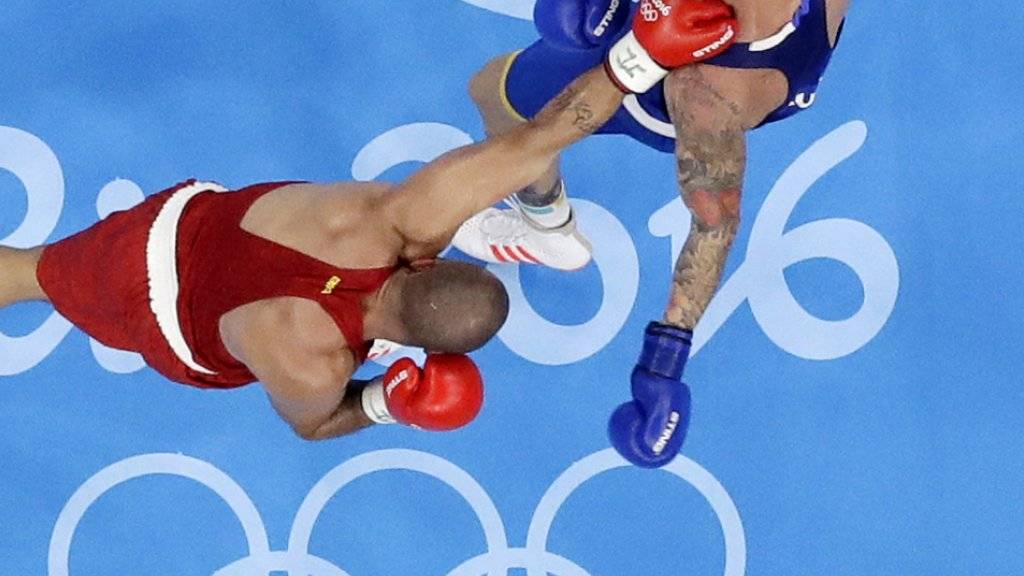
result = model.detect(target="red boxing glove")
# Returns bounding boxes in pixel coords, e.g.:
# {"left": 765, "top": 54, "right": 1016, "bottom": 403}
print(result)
{"left": 361, "top": 354, "right": 484, "bottom": 431}
{"left": 606, "top": 0, "right": 739, "bottom": 93}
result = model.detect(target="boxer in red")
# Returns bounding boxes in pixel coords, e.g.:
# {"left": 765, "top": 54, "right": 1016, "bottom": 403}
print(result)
{"left": 0, "top": 1, "right": 738, "bottom": 441}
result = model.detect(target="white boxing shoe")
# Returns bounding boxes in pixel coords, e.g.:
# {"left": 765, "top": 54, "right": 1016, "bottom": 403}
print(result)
{"left": 367, "top": 338, "right": 403, "bottom": 361}
{"left": 451, "top": 197, "right": 593, "bottom": 271}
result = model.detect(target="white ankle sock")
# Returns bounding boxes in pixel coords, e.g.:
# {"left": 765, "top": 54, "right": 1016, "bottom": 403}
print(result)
{"left": 517, "top": 181, "right": 571, "bottom": 229}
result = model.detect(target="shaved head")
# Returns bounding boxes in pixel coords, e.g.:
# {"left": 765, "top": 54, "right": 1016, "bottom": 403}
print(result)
{"left": 397, "top": 260, "right": 509, "bottom": 353}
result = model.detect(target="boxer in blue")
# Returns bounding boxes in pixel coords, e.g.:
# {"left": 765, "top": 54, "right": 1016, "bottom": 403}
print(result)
{"left": 452, "top": 0, "right": 849, "bottom": 467}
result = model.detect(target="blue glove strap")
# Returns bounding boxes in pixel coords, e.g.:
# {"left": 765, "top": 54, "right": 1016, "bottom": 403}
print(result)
{"left": 636, "top": 322, "right": 692, "bottom": 381}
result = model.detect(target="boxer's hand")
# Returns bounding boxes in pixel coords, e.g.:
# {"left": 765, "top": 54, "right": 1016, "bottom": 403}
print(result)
{"left": 534, "top": 0, "right": 633, "bottom": 51}
{"left": 608, "top": 322, "right": 693, "bottom": 468}
{"left": 361, "top": 354, "right": 484, "bottom": 431}
{"left": 606, "top": 0, "right": 739, "bottom": 93}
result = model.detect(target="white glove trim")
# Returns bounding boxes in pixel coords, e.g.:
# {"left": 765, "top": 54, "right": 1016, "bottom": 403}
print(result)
{"left": 606, "top": 31, "right": 667, "bottom": 94}
{"left": 361, "top": 378, "right": 396, "bottom": 425}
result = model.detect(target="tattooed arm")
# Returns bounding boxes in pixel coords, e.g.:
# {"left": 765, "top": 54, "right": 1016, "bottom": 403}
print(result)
{"left": 384, "top": 66, "right": 623, "bottom": 257}
{"left": 605, "top": 66, "right": 750, "bottom": 470}
{"left": 662, "top": 67, "right": 749, "bottom": 330}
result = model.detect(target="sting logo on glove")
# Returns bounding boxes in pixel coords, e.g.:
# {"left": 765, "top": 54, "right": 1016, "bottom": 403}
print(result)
{"left": 384, "top": 368, "right": 410, "bottom": 396}
{"left": 652, "top": 411, "right": 681, "bottom": 455}
{"left": 362, "top": 354, "right": 485, "bottom": 431}
{"left": 594, "top": 0, "right": 623, "bottom": 36}
{"left": 693, "top": 24, "right": 735, "bottom": 58}
{"left": 608, "top": 322, "right": 694, "bottom": 468}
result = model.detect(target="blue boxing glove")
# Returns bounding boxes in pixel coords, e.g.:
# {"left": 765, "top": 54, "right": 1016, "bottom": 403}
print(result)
{"left": 533, "top": 0, "right": 633, "bottom": 51}
{"left": 609, "top": 322, "right": 693, "bottom": 468}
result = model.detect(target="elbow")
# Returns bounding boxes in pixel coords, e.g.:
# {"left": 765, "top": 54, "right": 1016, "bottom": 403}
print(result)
{"left": 720, "top": 188, "right": 742, "bottom": 222}
{"left": 293, "top": 423, "right": 325, "bottom": 442}
{"left": 468, "top": 64, "right": 491, "bottom": 109}
{"left": 685, "top": 187, "right": 742, "bottom": 229}
{"left": 469, "top": 55, "right": 509, "bottom": 112}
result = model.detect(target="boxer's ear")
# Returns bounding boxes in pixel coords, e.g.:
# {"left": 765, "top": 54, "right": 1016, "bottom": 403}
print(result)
{"left": 408, "top": 258, "right": 437, "bottom": 271}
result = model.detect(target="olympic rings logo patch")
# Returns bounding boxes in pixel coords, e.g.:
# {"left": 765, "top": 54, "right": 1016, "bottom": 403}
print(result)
{"left": 49, "top": 449, "right": 747, "bottom": 576}
{"left": 640, "top": 2, "right": 660, "bottom": 22}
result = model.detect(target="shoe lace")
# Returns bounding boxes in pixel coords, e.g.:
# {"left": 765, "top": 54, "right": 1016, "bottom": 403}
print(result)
{"left": 502, "top": 195, "right": 523, "bottom": 211}
{"left": 480, "top": 209, "right": 529, "bottom": 244}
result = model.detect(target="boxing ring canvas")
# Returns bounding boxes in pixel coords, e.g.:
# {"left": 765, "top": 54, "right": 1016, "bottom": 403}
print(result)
{"left": 2, "top": 1, "right": 1023, "bottom": 574}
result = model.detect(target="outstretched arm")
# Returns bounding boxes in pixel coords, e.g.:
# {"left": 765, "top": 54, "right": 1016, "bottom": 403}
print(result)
{"left": 385, "top": 0, "right": 741, "bottom": 257}
{"left": 466, "top": 52, "right": 565, "bottom": 209}
{"left": 607, "top": 66, "right": 753, "bottom": 469}
{"left": 662, "top": 67, "right": 748, "bottom": 330}
{"left": 385, "top": 65, "right": 624, "bottom": 255}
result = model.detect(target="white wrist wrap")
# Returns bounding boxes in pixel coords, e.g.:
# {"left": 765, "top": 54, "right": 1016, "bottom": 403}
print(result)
{"left": 606, "top": 31, "right": 668, "bottom": 94}
{"left": 361, "top": 378, "right": 396, "bottom": 425}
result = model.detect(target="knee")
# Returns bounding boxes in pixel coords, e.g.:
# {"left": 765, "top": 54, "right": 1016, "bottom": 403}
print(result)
{"left": 468, "top": 55, "right": 508, "bottom": 109}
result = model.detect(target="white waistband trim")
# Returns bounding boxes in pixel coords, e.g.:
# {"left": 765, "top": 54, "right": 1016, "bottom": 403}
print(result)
{"left": 623, "top": 93, "right": 677, "bottom": 139}
{"left": 750, "top": 21, "right": 798, "bottom": 52}
{"left": 146, "top": 181, "right": 228, "bottom": 375}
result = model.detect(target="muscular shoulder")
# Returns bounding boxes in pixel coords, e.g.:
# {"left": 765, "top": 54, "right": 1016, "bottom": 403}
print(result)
{"left": 664, "top": 66, "right": 786, "bottom": 131}
{"left": 221, "top": 297, "right": 355, "bottom": 392}
{"left": 244, "top": 181, "right": 403, "bottom": 266}
{"left": 255, "top": 181, "right": 393, "bottom": 234}
{"left": 318, "top": 182, "right": 407, "bottom": 260}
